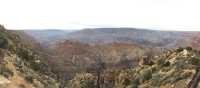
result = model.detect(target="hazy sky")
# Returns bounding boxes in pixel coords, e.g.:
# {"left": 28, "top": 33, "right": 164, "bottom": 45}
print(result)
{"left": 0, "top": 0, "right": 200, "bottom": 31}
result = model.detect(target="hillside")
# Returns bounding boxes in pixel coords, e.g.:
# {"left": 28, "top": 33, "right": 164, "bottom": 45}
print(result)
{"left": 2, "top": 26, "right": 200, "bottom": 88}
{"left": 21, "top": 28, "right": 200, "bottom": 88}
{"left": 24, "top": 28, "right": 200, "bottom": 49}
{"left": 67, "top": 47, "right": 200, "bottom": 88}
{"left": 64, "top": 28, "right": 198, "bottom": 48}
{"left": 0, "top": 25, "right": 60, "bottom": 88}
{"left": 45, "top": 40, "right": 147, "bottom": 76}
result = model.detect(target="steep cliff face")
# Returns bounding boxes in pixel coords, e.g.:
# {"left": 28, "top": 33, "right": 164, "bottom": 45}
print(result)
{"left": 0, "top": 25, "right": 59, "bottom": 88}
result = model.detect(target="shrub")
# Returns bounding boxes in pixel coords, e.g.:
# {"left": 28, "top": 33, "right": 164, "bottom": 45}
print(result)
{"left": 171, "top": 75, "right": 183, "bottom": 83}
{"left": 139, "top": 69, "right": 152, "bottom": 82}
{"left": 131, "top": 78, "right": 140, "bottom": 88}
{"left": 0, "top": 36, "right": 8, "bottom": 49}
{"left": 176, "top": 47, "right": 184, "bottom": 52}
{"left": 156, "top": 58, "right": 170, "bottom": 67}
{"left": 156, "top": 58, "right": 165, "bottom": 66}
{"left": 151, "top": 73, "right": 162, "bottom": 86}
{"left": 181, "top": 71, "right": 192, "bottom": 78}
{"left": 115, "top": 71, "right": 133, "bottom": 88}
{"left": 25, "top": 75, "right": 34, "bottom": 83}
{"left": 189, "top": 57, "right": 200, "bottom": 65}
{"left": 163, "top": 61, "right": 170, "bottom": 67}
{"left": 173, "top": 59, "right": 186, "bottom": 70}
{"left": 0, "top": 49, "right": 4, "bottom": 61}
{"left": 186, "top": 46, "right": 192, "bottom": 51}
{"left": 16, "top": 48, "right": 30, "bottom": 61}
{"left": 68, "top": 73, "right": 95, "bottom": 88}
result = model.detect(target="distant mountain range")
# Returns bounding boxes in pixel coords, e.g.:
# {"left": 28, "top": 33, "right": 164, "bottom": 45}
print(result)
{"left": 23, "top": 30, "right": 75, "bottom": 44}
{"left": 23, "top": 28, "right": 200, "bottom": 48}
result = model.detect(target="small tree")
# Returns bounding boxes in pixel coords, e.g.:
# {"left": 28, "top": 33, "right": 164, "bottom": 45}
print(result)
{"left": 94, "top": 53, "right": 106, "bottom": 88}
{"left": 68, "top": 73, "right": 95, "bottom": 88}
{"left": 88, "top": 47, "right": 106, "bottom": 88}
{"left": 118, "top": 53, "right": 132, "bottom": 69}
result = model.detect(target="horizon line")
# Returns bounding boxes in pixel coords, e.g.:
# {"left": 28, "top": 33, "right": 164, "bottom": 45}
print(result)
{"left": 6, "top": 27, "right": 200, "bottom": 32}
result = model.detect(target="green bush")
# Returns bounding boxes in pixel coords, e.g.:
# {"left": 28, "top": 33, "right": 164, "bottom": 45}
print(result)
{"left": 0, "top": 36, "right": 8, "bottom": 49}
{"left": 0, "top": 49, "right": 4, "bottom": 57}
{"left": 156, "top": 58, "right": 165, "bottom": 66}
{"left": 131, "top": 78, "right": 140, "bottom": 88}
{"left": 139, "top": 69, "right": 152, "bottom": 82}
{"left": 151, "top": 73, "right": 162, "bottom": 86}
{"left": 176, "top": 47, "right": 184, "bottom": 52}
{"left": 174, "top": 59, "right": 186, "bottom": 70}
{"left": 186, "top": 46, "right": 192, "bottom": 51}
{"left": 163, "top": 61, "right": 170, "bottom": 67}
{"left": 156, "top": 58, "right": 170, "bottom": 67}
{"left": 170, "top": 75, "right": 183, "bottom": 83}
{"left": 25, "top": 75, "right": 34, "bottom": 83}
{"left": 16, "top": 48, "right": 30, "bottom": 61}
{"left": 189, "top": 57, "right": 200, "bottom": 65}
{"left": 68, "top": 73, "right": 96, "bottom": 88}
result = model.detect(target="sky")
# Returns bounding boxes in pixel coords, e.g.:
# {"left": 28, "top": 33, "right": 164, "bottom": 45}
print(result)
{"left": 0, "top": 0, "right": 200, "bottom": 31}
